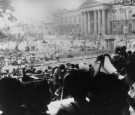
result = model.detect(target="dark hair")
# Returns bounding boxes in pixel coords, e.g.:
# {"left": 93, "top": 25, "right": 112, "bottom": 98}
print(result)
{"left": 115, "top": 46, "right": 121, "bottom": 54}
{"left": 45, "top": 69, "right": 48, "bottom": 73}
{"left": 60, "top": 64, "right": 65, "bottom": 70}
{"left": 64, "top": 70, "right": 90, "bottom": 99}
{"left": 48, "top": 66, "right": 52, "bottom": 70}
{"left": 0, "top": 78, "right": 23, "bottom": 110}
{"left": 128, "top": 51, "right": 132, "bottom": 56}
{"left": 71, "top": 64, "right": 75, "bottom": 69}
{"left": 121, "top": 46, "right": 127, "bottom": 54}
{"left": 36, "top": 70, "right": 42, "bottom": 74}
{"left": 26, "top": 69, "right": 32, "bottom": 74}
{"left": 89, "top": 64, "right": 92, "bottom": 68}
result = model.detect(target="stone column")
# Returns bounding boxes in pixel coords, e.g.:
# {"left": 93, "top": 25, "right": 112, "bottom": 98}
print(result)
{"left": 94, "top": 10, "right": 97, "bottom": 34}
{"left": 88, "top": 11, "right": 91, "bottom": 34}
{"left": 107, "top": 9, "right": 111, "bottom": 34}
{"left": 85, "top": 12, "right": 88, "bottom": 34}
{"left": 102, "top": 9, "right": 106, "bottom": 34}
{"left": 84, "top": 12, "right": 86, "bottom": 34}
{"left": 98, "top": 10, "right": 101, "bottom": 34}
{"left": 81, "top": 13, "right": 84, "bottom": 34}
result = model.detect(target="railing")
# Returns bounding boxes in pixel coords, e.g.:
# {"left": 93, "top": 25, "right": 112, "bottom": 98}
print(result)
{"left": 114, "top": 0, "right": 135, "bottom": 6}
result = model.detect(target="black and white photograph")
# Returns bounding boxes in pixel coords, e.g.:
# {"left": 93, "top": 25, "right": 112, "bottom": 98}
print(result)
{"left": 0, "top": 0, "right": 135, "bottom": 115}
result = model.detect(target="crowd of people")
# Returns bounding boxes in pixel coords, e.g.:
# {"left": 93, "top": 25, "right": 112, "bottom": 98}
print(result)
{"left": 0, "top": 46, "right": 135, "bottom": 115}
{"left": 0, "top": 37, "right": 99, "bottom": 70}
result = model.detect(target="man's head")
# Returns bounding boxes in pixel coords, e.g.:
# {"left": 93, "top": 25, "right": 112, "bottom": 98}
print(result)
{"left": 121, "top": 46, "right": 127, "bottom": 54}
{"left": 60, "top": 64, "right": 65, "bottom": 70}
{"left": 64, "top": 69, "right": 90, "bottom": 100}
{"left": 115, "top": 46, "right": 121, "bottom": 54}
{"left": 0, "top": 78, "right": 23, "bottom": 111}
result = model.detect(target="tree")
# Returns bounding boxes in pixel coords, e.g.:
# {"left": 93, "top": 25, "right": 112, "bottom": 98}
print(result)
{"left": 8, "top": 14, "right": 17, "bottom": 22}
{"left": 0, "top": 0, "right": 17, "bottom": 22}
{"left": 0, "top": 31, "right": 7, "bottom": 39}
{"left": 14, "top": 36, "right": 25, "bottom": 52}
{"left": 0, "top": 0, "right": 14, "bottom": 14}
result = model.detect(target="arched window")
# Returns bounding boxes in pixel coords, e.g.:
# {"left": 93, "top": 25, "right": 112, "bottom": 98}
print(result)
{"left": 129, "top": 24, "right": 132, "bottom": 34}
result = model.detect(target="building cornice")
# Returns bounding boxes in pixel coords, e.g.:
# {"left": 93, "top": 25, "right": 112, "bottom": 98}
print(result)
{"left": 54, "top": 3, "right": 113, "bottom": 15}
{"left": 80, "top": 3, "right": 113, "bottom": 9}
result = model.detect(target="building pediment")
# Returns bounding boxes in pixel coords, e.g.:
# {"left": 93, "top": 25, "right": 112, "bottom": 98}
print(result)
{"left": 80, "top": 0, "right": 101, "bottom": 8}
{"left": 80, "top": 0, "right": 112, "bottom": 9}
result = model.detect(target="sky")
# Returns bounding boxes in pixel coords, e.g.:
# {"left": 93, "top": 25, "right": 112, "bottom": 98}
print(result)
{"left": 0, "top": 0, "right": 113, "bottom": 27}
{"left": 11, "top": 0, "right": 87, "bottom": 23}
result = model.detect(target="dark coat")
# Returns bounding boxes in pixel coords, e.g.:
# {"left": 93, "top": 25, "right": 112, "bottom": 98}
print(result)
{"left": 89, "top": 72, "right": 129, "bottom": 115}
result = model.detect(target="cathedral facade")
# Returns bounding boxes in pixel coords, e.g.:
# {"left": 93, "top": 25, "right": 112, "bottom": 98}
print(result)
{"left": 53, "top": 0, "right": 135, "bottom": 37}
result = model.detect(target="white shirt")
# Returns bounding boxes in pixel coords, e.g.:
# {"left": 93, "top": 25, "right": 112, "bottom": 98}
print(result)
{"left": 18, "top": 59, "right": 21, "bottom": 64}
